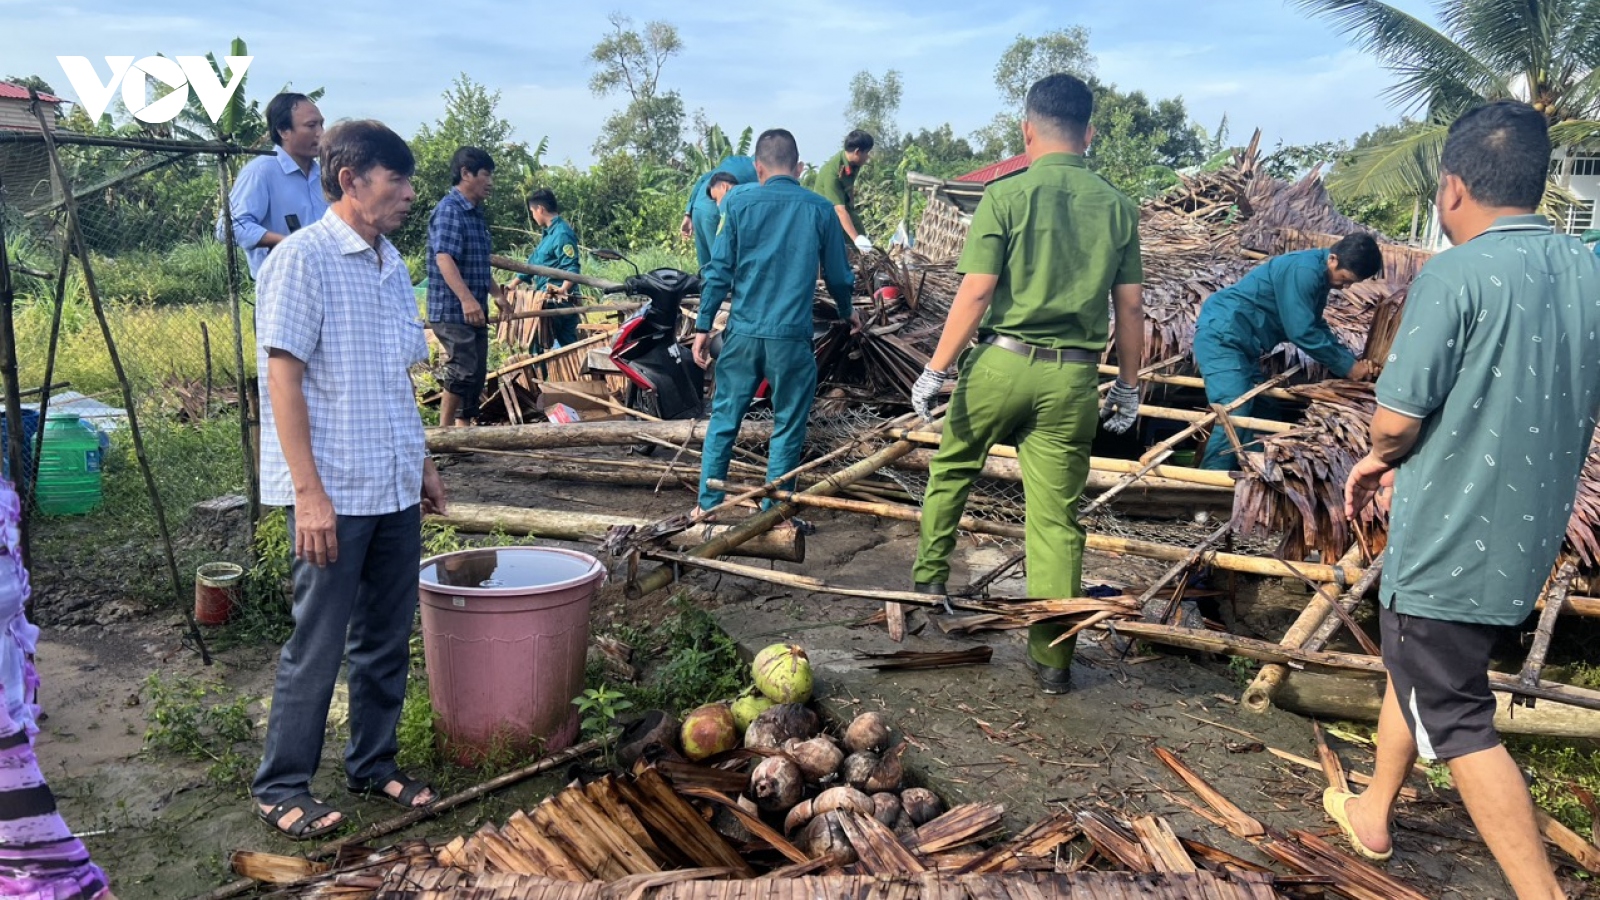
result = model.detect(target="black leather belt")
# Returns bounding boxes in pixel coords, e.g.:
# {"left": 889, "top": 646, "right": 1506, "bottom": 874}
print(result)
{"left": 980, "top": 334, "right": 1098, "bottom": 363}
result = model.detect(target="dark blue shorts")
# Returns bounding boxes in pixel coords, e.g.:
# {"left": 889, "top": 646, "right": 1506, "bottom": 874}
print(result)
{"left": 1379, "top": 603, "right": 1503, "bottom": 762}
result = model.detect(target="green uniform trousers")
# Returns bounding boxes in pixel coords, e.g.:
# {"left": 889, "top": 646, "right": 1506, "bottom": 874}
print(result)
{"left": 698, "top": 333, "right": 817, "bottom": 511}
{"left": 913, "top": 344, "right": 1097, "bottom": 669}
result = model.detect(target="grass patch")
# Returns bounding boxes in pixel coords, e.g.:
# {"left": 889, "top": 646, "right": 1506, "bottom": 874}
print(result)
{"left": 141, "top": 672, "right": 257, "bottom": 790}
{"left": 600, "top": 594, "right": 746, "bottom": 716}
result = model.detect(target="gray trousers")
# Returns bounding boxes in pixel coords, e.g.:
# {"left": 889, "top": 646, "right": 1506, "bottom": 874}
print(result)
{"left": 252, "top": 505, "right": 421, "bottom": 805}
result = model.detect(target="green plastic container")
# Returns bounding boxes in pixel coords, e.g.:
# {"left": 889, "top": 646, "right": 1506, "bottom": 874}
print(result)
{"left": 36, "top": 413, "right": 103, "bottom": 515}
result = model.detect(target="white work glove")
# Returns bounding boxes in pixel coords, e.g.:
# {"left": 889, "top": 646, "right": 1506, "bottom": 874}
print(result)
{"left": 854, "top": 234, "right": 874, "bottom": 253}
{"left": 1101, "top": 380, "right": 1140, "bottom": 434}
{"left": 911, "top": 367, "right": 949, "bottom": 420}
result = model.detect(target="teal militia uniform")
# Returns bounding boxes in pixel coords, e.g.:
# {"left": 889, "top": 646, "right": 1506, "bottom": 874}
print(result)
{"left": 687, "top": 156, "right": 758, "bottom": 268}
{"left": 814, "top": 150, "right": 863, "bottom": 237}
{"left": 516, "top": 215, "right": 581, "bottom": 349}
{"left": 696, "top": 177, "right": 854, "bottom": 510}
{"left": 913, "top": 154, "right": 1142, "bottom": 671}
{"left": 1378, "top": 216, "right": 1600, "bottom": 625}
{"left": 1192, "top": 249, "right": 1356, "bottom": 470}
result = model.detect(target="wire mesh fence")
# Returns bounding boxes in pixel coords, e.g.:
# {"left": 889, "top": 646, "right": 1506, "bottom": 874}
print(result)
{"left": 0, "top": 126, "right": 260, "bottom": 635}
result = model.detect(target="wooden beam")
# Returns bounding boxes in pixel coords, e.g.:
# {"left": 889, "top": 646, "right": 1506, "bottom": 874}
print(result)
{"left": 425, "top": 418, "right": 774, "bottom": 453}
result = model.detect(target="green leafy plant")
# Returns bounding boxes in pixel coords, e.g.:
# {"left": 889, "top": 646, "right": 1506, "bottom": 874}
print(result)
{"left": 141, "top": 672, "right": 256, "bottom": 788}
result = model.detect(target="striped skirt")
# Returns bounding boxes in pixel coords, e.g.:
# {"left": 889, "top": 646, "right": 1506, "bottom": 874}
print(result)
{"left": 0, "top": 729, "right": 109, "bottom": 900}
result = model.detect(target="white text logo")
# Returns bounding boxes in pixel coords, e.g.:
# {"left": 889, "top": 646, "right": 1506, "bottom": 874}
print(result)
{"left": 56, "top": 55, "right": 253, "bottom": 124}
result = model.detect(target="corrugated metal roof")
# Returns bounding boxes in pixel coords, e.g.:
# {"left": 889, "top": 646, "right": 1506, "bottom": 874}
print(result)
{"left": 0, "top": 82, "right": 64, "bottom": 103}
{"left": 954, "top": 154, "right": 1028, "bottom": 184}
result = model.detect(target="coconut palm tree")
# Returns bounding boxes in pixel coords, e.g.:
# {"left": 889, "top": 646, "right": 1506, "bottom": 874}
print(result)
{"left": 1295, "top": 0, "right": 1600, "bottom": 209}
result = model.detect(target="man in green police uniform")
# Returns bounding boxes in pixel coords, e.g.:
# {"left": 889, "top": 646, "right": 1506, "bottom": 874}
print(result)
{"left": 515, "top": 189, "right": 582, "bottom": 352}
{"left": 815, "top": 130, "right": 874, "bottom": 252}
{"left": 909, "top": 74, "right": 1145, "bottom": 694}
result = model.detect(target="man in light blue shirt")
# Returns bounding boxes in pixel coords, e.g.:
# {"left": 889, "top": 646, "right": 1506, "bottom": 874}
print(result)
{"left": 218, "top": 92, "right": 328, "bottom": 278}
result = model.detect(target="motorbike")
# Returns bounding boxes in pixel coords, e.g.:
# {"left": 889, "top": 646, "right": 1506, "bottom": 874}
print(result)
{"left": 596, "top": 250, "right": 708, "bottom": 426}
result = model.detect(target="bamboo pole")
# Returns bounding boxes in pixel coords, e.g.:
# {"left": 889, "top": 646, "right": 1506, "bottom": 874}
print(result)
{"left": 0, "top": 197, "right": 27, "bottom": 564}
{"left": 627, "top": 438, "right": 923, "bottom": 599}
{"left": 425, "top": 418, "right": 774, "bottom": 453}
{"left": 429, "top": 502, "right": 803, "bottom": 562}
{"left": 1096, "top": 364, "right": 1300, "bottom": 402}
{"left": 892, "top": 451, "right": 1235, "bottom": 504}
{"left": 1107, "top": 620, "right": 1600, "bottom": 712}
{"left": 216, "top": 150, "right": 259, "bottom": 540}
{"left": 1275, "top": 671, "right": 1600, "bottom": 740}
{"left": 490, "top": 253, "right": 624, "bottom": 292}
{"left": 31, "top": 95, "right": 210, "bottom": 664}
{"left": 1242, "top": 545, "right": 1368, "bottom": 714}
{"left": 1136, "top": 404, "right": 1294, "bottom": 435}
{"left": 889, "top": 435, "right": 1235, "bottom": 488}
{"left": 430, "top": 301, "right": 644, "bottom": 329}
{"left": 711, "top": 483, "right": 1362, "bottom": 582}
{"left": 187, "top": 739, "right": 603, "bottom": 900}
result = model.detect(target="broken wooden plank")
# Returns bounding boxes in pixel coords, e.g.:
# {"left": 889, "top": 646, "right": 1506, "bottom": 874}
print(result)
{"left": 1313, "top": 722, "right": 1349, "bottom": 795}
{"left": 835, "top": 810, "right": 927, "bottom": 874}
{"left": 1152, "top": 746, "right": 1265, "bottom": 839}
{"left": 624, "top": 766, "right": 757, "bottom": 876}
{"left": 1132, "top": 817, "right": 1198, "bottom": 874}
{"left": 906, "top": 802, "right": 1007, "bottom": 856}
{"left": 1075, "top": 808, "right": 1154, "bottom": 873}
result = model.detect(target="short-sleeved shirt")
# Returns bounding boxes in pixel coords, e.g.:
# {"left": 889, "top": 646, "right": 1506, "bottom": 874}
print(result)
{"left": 1194, "top": 249, "right": 1357, "bottom": 377}
{"left": 256, "top": 213, "right": 429, "bottom": 516}
{"left": 696, "top": 176, "right": 854, "bottom": 341}
{"left": 217, "top": 146, "right": 328, "bottom": 278}
{"left": 1377, "top": 215, "right": 1600, "bottom": 626}
{"left": 425, "top": 188, "right": 493, "bottom": 324}
{"left": 957, "top": 153, "right": 1142, "bottom": 352}
{"left": 814, "top": 150, "right": 863, "bottom": 235}
{"left": 517, "top": 216, "right": 580, "bottom": 291}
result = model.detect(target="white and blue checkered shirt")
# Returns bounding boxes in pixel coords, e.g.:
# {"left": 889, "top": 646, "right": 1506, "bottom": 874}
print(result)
{"left": 256, "top": 212, "right": 428, "bottom": 515}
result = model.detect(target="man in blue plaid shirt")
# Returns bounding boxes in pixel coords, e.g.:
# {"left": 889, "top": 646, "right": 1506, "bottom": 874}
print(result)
{"left": 427, "top": 146, "right": 508, "bottom": 427}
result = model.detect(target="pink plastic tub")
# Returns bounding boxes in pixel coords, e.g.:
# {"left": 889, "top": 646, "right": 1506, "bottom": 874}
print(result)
{"left": 418, "top": 546, "right": 604, "bottom": 766}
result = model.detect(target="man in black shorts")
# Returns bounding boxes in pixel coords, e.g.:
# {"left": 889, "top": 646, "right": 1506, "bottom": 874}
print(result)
{"left": 1343, "top": 101, "right": 1600, "bottom": 898}
{"left": 427, "top": 147, "right": 508, "bottom": 427}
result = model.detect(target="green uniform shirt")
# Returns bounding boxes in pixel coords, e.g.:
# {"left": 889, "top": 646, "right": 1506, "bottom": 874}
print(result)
{"left": 956, "top": 153, "right": 1143, "bottom": 352}
{"left": 696, "top": 176, "right": 854, "bottom": 341}
{"left": 515, "top": 215, "right": 580, "bottom": 291}
{"left": 814, "top": 150, "right": 863, "bottom": 236}
{"left": 1377, "top": 215, "right": 1600, "bottom": 626}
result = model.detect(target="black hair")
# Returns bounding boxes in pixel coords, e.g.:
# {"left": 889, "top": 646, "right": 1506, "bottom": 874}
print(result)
{"left": 319, "top": 120, "right": 415, "bottom": 201}
{"left": 527, "top": 188, "right": 559, "bottom": 213}
{"left": 844, "top": 129, "right": 875, "bottom": 153}
{"left": 266, "top": 92, "right": 313, "bottom": 147}
{"left": 707, "top": 171, "right": 738, "bottom": 196}
{"left": 1440, "top": 100, "right": 1550, "bottom": 210}
{"left": 1329, "top": 233, "right": 1383, "bottom": 281}
{"left": 1025, "top": 74, "right": 1094, "bottom": 143}
{"left": 755, "top": 129, "right": 800, "bottom": 171}
{"left": 448, "top": 146, "right": 495, "bottom": 185}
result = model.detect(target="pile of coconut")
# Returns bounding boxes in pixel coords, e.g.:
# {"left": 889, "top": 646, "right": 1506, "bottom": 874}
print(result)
{"left": 619, "top": 642, "right": 946, "bottom": 860}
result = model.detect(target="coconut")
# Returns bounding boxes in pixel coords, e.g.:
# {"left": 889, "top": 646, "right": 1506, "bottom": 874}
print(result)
{"left": 615, "top": 710, "right": 680, "bottom": 770}
{"left": 752, "top": 644, "right": 814, "bottom": 704}
{"left": 752, "top": 703, "right": 820, "bottom": 744}
{"left": 743, "top": 720, "right": 783, "bottom": 751}
{"left": 841, "top": 751, "right": 878, "bottom": 790}
{"left": 750, "top": 755, "right": 804, "bottom": 812}
{"left": 864, "top": 743, "right": 906, "bottom": 792}
{"left": 901, "top": 787, "right": 944, "bottom": 825}
{"left": 782, "top": 797, "right": 816, "bottom": 834}
{"left": 871, "top": 792, "right": 901, "bottom": 826}
{"left": 800, "top": 811, "right": 856, "bottom": 863}
{"left": 783, "top": 735, "right": 844, "bottom": 782}
{"left": 843, "top": 710, "right": 893, "bottom": 754}
{"left": 812, "top": 785, "right": 874, "bottom": 818}
{"left": 730, "top": 691, "right": 775, "bottom": 732}
{"left": 680, "top": 703, "right": 738, "bottom": 761}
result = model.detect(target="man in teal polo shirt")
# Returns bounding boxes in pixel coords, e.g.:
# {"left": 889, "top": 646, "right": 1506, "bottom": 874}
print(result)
{"left": 815, "top": 130, "right": 874, "bottom": 251}
{"left": 1192, "top": 235, "right": 1384, "bottom": 469}
{"left": 908, "top": 74, "right": 1145, "bottom": 693}
{"left": 692, "top": 129, "right": 855, "bottom": 514}
{"left": 681, "top": 156, "right": 758, "bottom": 268}
{"left": 515, "top": 188, "right": 581, "bottom": 351}
{"left": 1339, "top": 101, "right": 1600, "bottom": 899}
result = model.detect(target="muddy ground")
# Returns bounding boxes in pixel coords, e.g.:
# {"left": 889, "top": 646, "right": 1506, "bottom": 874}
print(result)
{"left": 26, "top": 450, "right": 1588, "bottom": 899}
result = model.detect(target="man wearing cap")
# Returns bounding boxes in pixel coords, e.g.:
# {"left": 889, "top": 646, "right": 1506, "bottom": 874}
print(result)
{"left": 908, "top": 74, "right": 1144, "bottom": 695}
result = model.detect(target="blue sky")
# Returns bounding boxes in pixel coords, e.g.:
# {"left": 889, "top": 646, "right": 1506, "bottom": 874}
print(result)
{"left": 1, "top": 0, "right": 1439, "bottom": 167}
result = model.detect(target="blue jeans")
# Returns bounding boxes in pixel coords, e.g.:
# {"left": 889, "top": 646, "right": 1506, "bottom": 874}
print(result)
{"left": 252, "top": 505, "right": 421, "bottom": 805}
{"left": 1192, "top": 332, "right": 1259, "bottom": 471}
{"left": 698, "top": 334, "right": 817, "bottom": 511}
